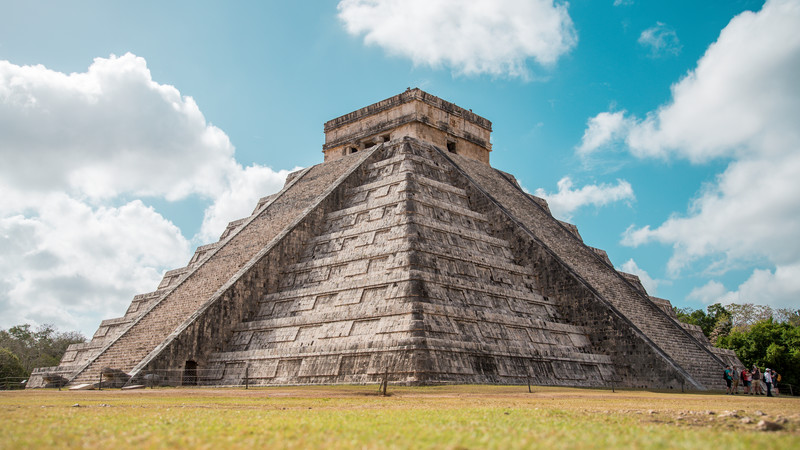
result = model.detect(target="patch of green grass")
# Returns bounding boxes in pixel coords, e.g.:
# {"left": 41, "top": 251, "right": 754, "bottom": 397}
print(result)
{"left": 1, "top": 386, "right": 798, "bottom": 448}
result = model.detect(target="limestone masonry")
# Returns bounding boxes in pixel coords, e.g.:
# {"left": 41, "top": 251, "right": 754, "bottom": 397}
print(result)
{"left": 29, "top": 89, "right": 740, "bottom": 389}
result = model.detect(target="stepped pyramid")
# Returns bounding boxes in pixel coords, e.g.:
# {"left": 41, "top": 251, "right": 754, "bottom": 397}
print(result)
{"left": 30, "top": 89, "right": 740, "bottom": 389}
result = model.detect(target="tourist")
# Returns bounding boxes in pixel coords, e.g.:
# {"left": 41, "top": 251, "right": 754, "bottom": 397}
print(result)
{"left": 764, "top": 368, "right": 773, "bottom": 397}
{"left": 724, "top": 365, "right": 733, "bottom": 394}
{"left": 741, "top": 367, "right": 751, "bottom": 394}
{"left": 751, "top": 365, "right": 763, "bottom": 395}
{"left": 732, "top": 366, "right": 740, "bottom": 394}
{"left": 771, "top": 369, "right": 780, "bottom": 395}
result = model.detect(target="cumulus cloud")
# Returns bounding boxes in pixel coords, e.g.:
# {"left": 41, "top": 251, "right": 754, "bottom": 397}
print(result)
{"left": 624, "top": 1, "right": 800, "bottom": 163}
{"left": 721, "top": 265, "right": 800, "bottom": 308}
{"left": 0, "top": 54, "right": 235, "bottom": 201}
{"left": 0, "top": 53, "right": 291, "bottom": 236}
{"left": 580, "top": 0, "right": 800, "bottom": 309}
{"left": 638, "top": 22, "right": 682, "bottom": 57}
{"left": 622, "top": 152, "right": 800, "bottom": 274}
{"left": 337, "top": 0, "right": 577, "bottom": 78}
{"left": 619, "top": 259, "right": 660, "bottom": 294}
{"left": 0, "top": 54, "right": 291, "bottom": 335}
{"left": 577, "top": 110, "right": 632, "bottom": 154}
{"left": 688, "top": 265, "right": 800, "bottom": 309}
{"left": 534, "top": 177, "right": 634, "bottom": 220}
{"left": 0, "top": 195, "right": 191, "bottom": 334}
{"left": 613, "top": 0, "right": 634, "bottom": 6}
{"left": 686, "top": 280, "right": 728, "bottom": 305}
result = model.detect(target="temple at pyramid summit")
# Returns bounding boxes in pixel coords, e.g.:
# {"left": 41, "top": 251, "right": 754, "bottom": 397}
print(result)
{"left": 30, "top": 89, "right": 741, "bottom": 390}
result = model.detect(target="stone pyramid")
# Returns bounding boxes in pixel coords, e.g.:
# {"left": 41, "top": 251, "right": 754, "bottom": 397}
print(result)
{"left": 30, "top": 89, "right": 740, "bottom": 389}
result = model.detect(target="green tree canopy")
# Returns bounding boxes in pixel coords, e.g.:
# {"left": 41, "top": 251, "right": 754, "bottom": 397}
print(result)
{"left": 0, "top": 324, "right": 86, "bottom": 376}
{"left": 0, "top": 347, "right": 27, "bottom": 383}
{"left": 674, "top": 303, "right": 730, "bottom": 338}
{"left": 717, "top": 319, "right": 800, "bottom": 388}
{"left": 674, "top": 304, "right": 800, "bottom": 390}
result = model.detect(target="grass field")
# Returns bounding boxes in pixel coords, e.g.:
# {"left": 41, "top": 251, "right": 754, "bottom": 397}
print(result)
{"left": 1, "top": 385, "right": 798, "bottom": 449}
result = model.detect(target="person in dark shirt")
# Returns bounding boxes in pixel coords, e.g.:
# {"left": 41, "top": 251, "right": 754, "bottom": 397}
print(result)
{"left": 751, "top": 365, "right": 764, "bottom": 395}
{"left": 724, "top": 365, "right": 733, "bottom": 394}
{"left": 732, "top": 366, "right": 740, "bottom": 394}
{"left": 771, "top": 370, "right": 780, "bottom": 395}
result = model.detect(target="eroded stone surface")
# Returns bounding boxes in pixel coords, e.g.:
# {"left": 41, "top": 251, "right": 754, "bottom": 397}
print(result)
{"left": 323, "top": 88, "right": 492, "bottom": 165}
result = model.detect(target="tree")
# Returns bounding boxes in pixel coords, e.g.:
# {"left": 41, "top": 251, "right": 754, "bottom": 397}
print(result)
{"left": 726, "top": 303, "right": 774, "bottom": 329}
{"left": 0, "top": 324, "right": 86, "bottom": 376}
{"left": 675, "top": 303, "right": 800, "bottom": 391}
{"left": 0, "top": 348, "right": 27, "bottom": 386}
{"left": 774, "top": 308, "right": 800, "bottom": 327}
{"left": 717, "top": 318, "right": 800, "bottom": 388}
{"left": 674, "top": 303, "right": 730, "bottom": 339}
{"left": 709, "top": 315, "right": 732, "bottom": 346}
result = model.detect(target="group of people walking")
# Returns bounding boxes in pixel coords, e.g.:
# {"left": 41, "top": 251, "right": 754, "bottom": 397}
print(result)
{"left": 724, "top": 365, "right": 780, "bottom": 396}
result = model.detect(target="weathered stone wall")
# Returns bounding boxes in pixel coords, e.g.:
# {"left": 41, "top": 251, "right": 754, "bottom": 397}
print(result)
{"left": 68, "top": 149, "right": 375, "bottom": 384}
{"left": 204, "top": 141, "right": 433, "bottom": 385}
{"left": 481, "top": 216, "right": 690, "bottom": 389}
{"left": 135, "top": 146, "right": 388, "bottom": 383}
{"left": 323, "top": 89, "right": 491, "bottom": 164}
{"left": 200, "top": 139, "right": 617, "bottom": 387}
{"left": 403, "top": 143, "right": 615, "bottom": 385}
{"left": 445, "top": 149, "right": 728, "bottom": 389}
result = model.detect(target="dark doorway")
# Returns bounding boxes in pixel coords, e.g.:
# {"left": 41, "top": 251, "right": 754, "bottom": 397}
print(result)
{"left": 447, "top": 141, "right": 456, "bottom": 153}
{"left": 183, "top": 360, "right": 198, "bottom": 386}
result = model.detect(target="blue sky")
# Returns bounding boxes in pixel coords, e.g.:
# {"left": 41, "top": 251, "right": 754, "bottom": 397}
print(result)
{"left": 1, "top": 0, "right": 798, "bottom": 337}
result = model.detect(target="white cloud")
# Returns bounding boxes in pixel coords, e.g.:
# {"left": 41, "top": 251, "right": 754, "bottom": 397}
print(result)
{"left": 638, "top": 22, "right": 682, "bottom": 57}
{"left": 0, "top": 54, "right": 292, "bottom": 335}
{"left": 577, "top": 110, "right": 632, "bottom": 154}
{"left": 613, "top": 0, "right": 634, "bottom": 6}
{"left": 534, "top": 177, "right": 634, "bottom": 220}
{"left": 723, "top": 265, "right": 800, "bottom": 308}
{"left": 620, "top": 259, "right": 660, "bottom": 294}
{"left": 0, "top": 54, "right": 233, "bottom": 201}
{"left": 622, "top": 152, "right": 800, "bottom": 274}
{"left": 0, "top": 55, "right": 291, "bottom": 235}
{"left": 0, "top": 195, "right": 191, "bottom": 334}
{"left": 337, "top": 0, "right": 577, "bottom": 78}
{"left": 582, "top": 0, "right": 800, "bottom": 308}
{"left": 688, "top": 265, "right": 800, "bottom": 309}
{"left": 687, "top": 280, "right": 727, "bottom": 305}
{"left": 624, "top": 1, "right": 800, "bottom": 162}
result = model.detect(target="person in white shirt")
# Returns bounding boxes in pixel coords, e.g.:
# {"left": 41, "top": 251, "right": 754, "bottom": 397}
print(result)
{"left": 764, "top": 368, "right": 774, "bottom": 397}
